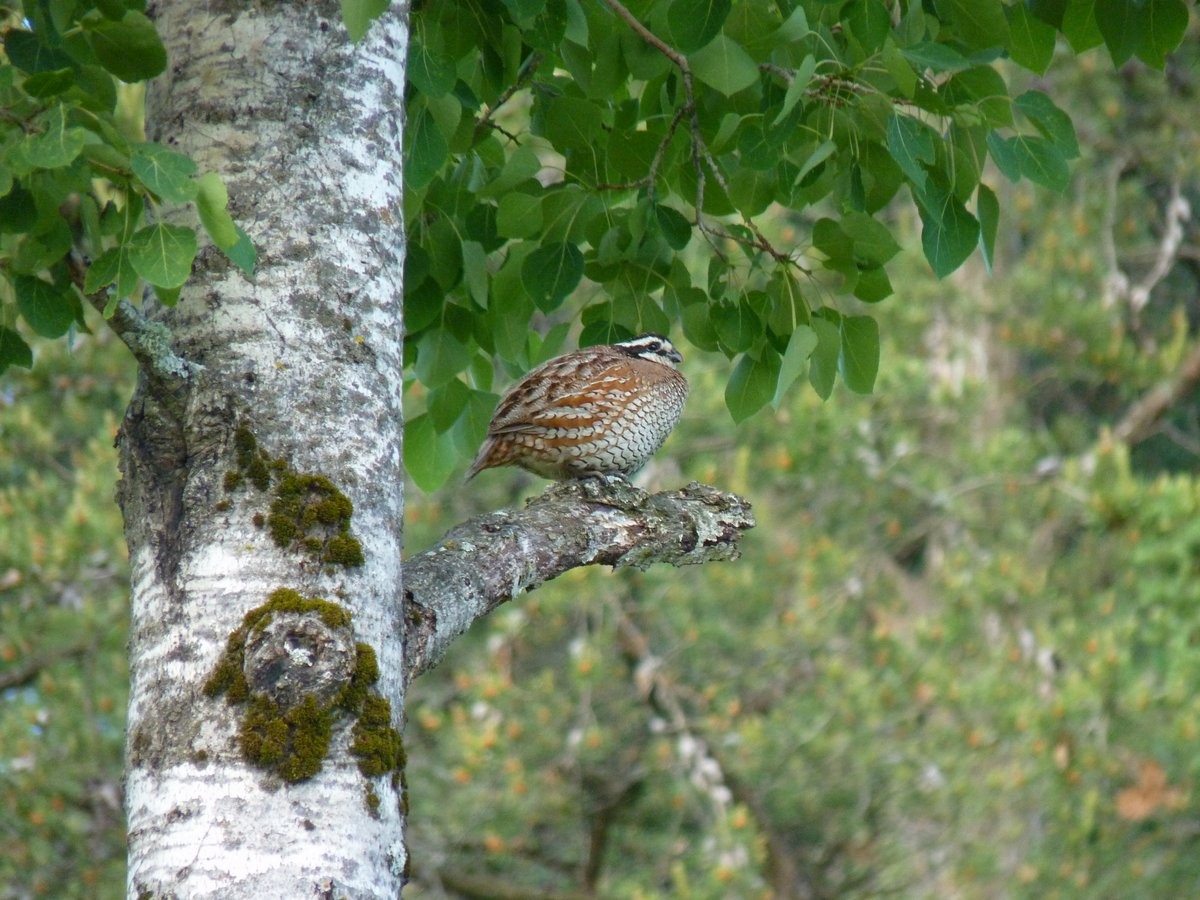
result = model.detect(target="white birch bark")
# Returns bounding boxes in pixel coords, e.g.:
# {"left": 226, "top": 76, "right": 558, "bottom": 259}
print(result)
{"left": 121, "top": 1, "right": 409, "bottom": 896}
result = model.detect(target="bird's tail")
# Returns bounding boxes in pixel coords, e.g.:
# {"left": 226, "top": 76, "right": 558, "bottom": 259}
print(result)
{"left": 465, "top": 437, "right": 496, "bottom": 481}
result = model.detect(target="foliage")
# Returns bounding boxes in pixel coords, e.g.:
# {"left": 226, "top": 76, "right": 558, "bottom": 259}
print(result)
{"left": 400, "top": 34, "right": 1200, "bottom": 894}
{"left": 0, "top": 330, "right": 131, "bottom": 898}
{"left": 0, "top": 0, "right": 253, "bottom": 377}
{"left": 401, "top": 0, "right": 1187, "bottom": 489}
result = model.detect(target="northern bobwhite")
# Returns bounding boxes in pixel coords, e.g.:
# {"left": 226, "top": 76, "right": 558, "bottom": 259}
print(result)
{"left": 467, "top": 333, "right": 689, "bottom": 480}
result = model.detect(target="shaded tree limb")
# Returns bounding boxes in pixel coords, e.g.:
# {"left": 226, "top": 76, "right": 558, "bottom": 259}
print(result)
{"left": 402, "top": 479, "right": 754, "bottom": 684}
{"left": 0, "top": 638, "right": 95, "bottom": 691}
{"left": 1113, "top": 337, "right": 1200, "bottom": 446}
{"left": 610, "top": 596, "right": 819, "bottom": 900}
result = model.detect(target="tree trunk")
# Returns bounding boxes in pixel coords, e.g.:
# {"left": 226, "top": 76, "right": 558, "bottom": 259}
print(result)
{"left": 121, "top": 1, "right": 410, "bottom": 895}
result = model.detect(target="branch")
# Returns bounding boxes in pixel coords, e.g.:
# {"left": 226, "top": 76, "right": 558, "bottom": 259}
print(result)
{"left": 67, "top": 254, "right": 199, "bottom": 388}
{"left": 402, "top": 479, "right": 754, "bottom": 683}
{"left": 1102, "top": 171, "right": 1191, "bottom": 324}
{"left": 0, "top": 638, "right": 95, "bottom": 691}
{"left": 1112, "top": 337, "right": 1200, "bottom": 446}
{"left": 601, "top": 0, "right": 798, "bottom": 269}
{"left": 475, "top": 51, "right": 543, "bottom": 139}
{"left": 610, "top": 596, "right": 819, "bottom": 899}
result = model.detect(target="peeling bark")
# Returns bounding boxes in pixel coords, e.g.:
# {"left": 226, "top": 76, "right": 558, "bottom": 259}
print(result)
{"left": 403, "top": 479, "right": 755, "bottom": 683}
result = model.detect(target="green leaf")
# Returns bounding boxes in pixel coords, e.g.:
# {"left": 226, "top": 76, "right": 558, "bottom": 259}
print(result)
{"left": 405, "top": 107, "right": 448, "bottom": 192}
{"left": 496, "top": 192, "right": 543, "bottom": 238}
{"left": 886, "top": 114, "right": 937, "bottom": 193}
{"left": 977, "top": 183, "right": 999, "bottom": 272}
{"left": 812, "top": 217, "right": 854, "bottom": 270}
{"left": 0, "top": 184, "right": 38, "bottom": 234}
{"left": 839, "top": 315, "right": 879, "bottom": 394}
{"left": 526, "top": 0, "right": 569, "bottom": 51}
{"left": 772, "top": 325, "right": 817, "bottom": 409}
{"left": 944, "top": 66, "right": 1012, "bottom": 127}
{"left": 478, "top": 144, "right": 542, "bottom": 199}
{"left": 153, "top": 284, "right": 182, "bottom": 307}
{"left": 522, "top": 242, "right": 583, "bottom": 312}
{"left": 1015, "top": 91, "right": 1080, "bottom": 158}
{"left": 428, "top": 378, "right": 471, "bottom": 433}
{"left": 1011, "top": 135, "right": 1070, "bottom": 192}
{"left": 808, "top": 315, "right": 841, "bottom": 400}
{"left": 404, "top": 413, "right": 458, "bottom": 492}
{"left": 490, "top": 247, "right": 537, "bottom": 361}
{"left": 343, "top": 0, "right": 389, "bottom": 41}
{"left": 4, "top": 30, "right": 73, "bottom": 73}
{"left": 845, "top": 0, "right": 892, "bottom": 55}
{"left": 23, "top": 69, "right": 77, "bottom": 99}
{"left": 986, "top": 132, "right": 1021, "bottom": 182}
{"left": 16, "top": 105, "right": 89, "bottom": 170}
{"left": 900, "top": 41, "right": 972, "bottom": 74}
{"left": 415, "top": 327, "right": 470, "bottom": 388}
{"left": 127, "top": 224, "right": 198, "bottom": 289}
{"left": 725, "top": 349, "right": 780, "bottom": 423}
{"left": 451, "top": 389, "right": 501, "bottom": 458}
{"left": 1006, "top": 3, "right": 1056, "bottom": 74}
{"left": 131, "top": 143, "right": 199, "bottom": 204}
{"left": 1094, "top": 0, "right": 1141, "bottom": 66}
{"left": 655, "top": 205, "right": 692, "bottom": 250}
{"left": 1061, "top": 0, "right": 1103, "bottom": 53}
{"left": 408, "top": 38, "right": 457, "bottom": 97}
{"left": 223, "top": 227, "right": 257, "bottom": 276}
{"left": 195, "top": 172, "right": 240, "bottom": 249}
{"left": 773, "top": 55, "right": 816, "bottom": 126}
{"left": 666, "top": 0, "right": 731, "bottom": 53}
{"left": 14, "top": 275, "right": 76, "bottom": 338}
{"left": 712, "top": 300, "right": 761, "bottom": 353}
{"left": 689, "top": 34, "right": 759, "bottom": 97}
{"left": 841, "top": 211, "right": 902, "bottom": 266}
{"left": 934, "top": 0, "right": 1009, "bottom": 51}
{"left": 917, "top": 181, "right": 980, "bottom": 278}
{"left": 84, "top": 11, "right": 168, "bottom": 82}
{"left": 542, "top": 96, "right": 603, "bottom": 150}
{"left": 0, "top": 326, "right": 34, "bottom": 373}
{"left": 1135, "top": 0, "right": 1188, "bottom": 69}
{"left": 85, "top": 246, "right": 140, "bottom": 301}
{"left": 853, "top": 266, "right": 893, "bottom": 303}
{"left": 462, "top": 240, "right": 489, "bottom": 307}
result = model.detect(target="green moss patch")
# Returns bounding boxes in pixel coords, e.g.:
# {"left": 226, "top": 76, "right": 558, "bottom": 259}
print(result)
{"left": 205, "top": 589, "right": 403, "bottom": 788}
{"left": 223, "top": 426, "right": 364, "bottom": 568}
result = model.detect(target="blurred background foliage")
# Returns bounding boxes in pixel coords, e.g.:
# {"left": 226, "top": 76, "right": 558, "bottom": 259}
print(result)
{"left": 5, "top": 32, "right": 1200, "bottom": 900}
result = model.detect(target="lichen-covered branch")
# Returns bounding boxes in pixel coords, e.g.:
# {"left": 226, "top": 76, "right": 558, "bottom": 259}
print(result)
{"left": 67, "top": 255, "right": 200, "bottom": 391}
{"left": 402, "top": 479, "right": 755, "bottom": 683}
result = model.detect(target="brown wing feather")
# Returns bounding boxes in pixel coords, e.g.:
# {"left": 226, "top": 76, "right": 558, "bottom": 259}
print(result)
{"left": 486, "top": 347, "right": 625, "bottom": 433}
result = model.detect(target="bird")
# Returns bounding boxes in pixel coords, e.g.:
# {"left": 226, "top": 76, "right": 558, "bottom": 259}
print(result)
{"left": 467, "top": 333, "right": 689, "bottom": 481}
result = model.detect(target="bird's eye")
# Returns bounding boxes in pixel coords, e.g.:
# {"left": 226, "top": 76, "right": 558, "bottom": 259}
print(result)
{"left": 648, "top": 340, "right": 661, "bottom": 351}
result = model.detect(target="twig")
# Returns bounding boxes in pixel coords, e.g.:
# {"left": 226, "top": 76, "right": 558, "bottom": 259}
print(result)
{"left": 596, "top": 105, "right": 687, "bottom": 196}
{"left": 475, "top": 51, "right": 544, "bottom": 138}
{"left": 67, "top": 254, "right": 199, "bottom": 387}
{"left": 601, "top": 0, "right": 797, "bottom": 268}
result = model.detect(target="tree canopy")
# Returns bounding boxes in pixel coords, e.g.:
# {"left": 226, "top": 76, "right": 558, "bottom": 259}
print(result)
{"left": 2, "top": 1, "right": 1191, "bottom": 491}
